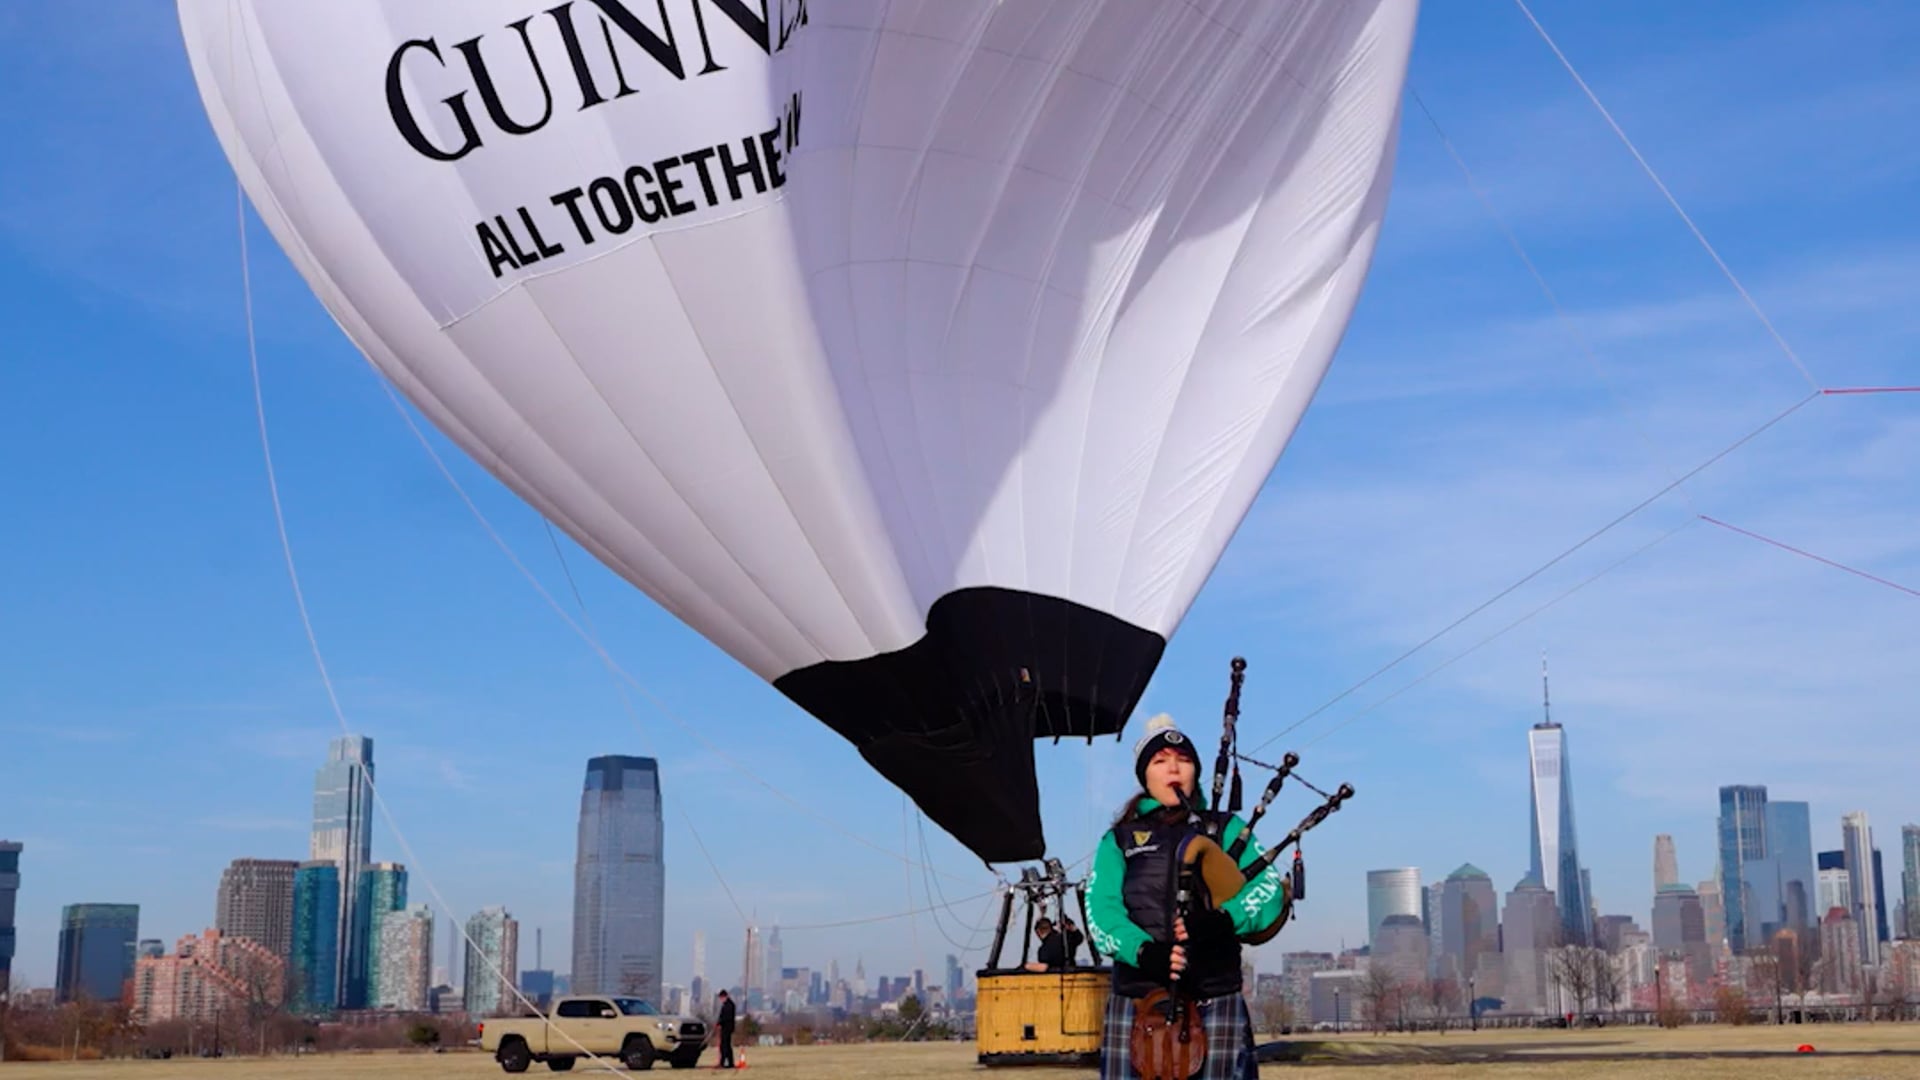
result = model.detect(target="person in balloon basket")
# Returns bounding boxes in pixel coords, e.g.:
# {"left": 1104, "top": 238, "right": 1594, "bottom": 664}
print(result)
{"left": 1086, "top": 714, "right": 1291, "bottom": 1080}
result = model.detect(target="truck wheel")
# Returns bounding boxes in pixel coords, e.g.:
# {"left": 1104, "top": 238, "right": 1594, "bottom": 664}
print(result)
{"left": 621, "top": 1036, "right": 656, "bottom": 1071}
{"left": 496, "top": 1038, "right": 532, "bottom": 1074}
{"left": 546, "top": 1057, "right": 575, "bottom": 1072}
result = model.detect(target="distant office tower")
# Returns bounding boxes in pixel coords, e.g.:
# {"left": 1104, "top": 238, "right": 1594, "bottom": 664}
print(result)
{"left": 1501, "top": 876, "right": 1560, "bottom": 1015}
{"left": 1366, "top": 869, "right": 1423, "bottom": 950}
{"left": 1651, "top": 883, "right": 1712, "bottom": 987}
{"left": 693, "top": 930, "right": 706, "bottom": 984}
{"left": 1526, "top": 665, "right": 1591, "bottom": 945}
{"left": 1817, "top": 850, "right": 1851, "bottom": 920}
{"left": 743, "top": 925, "right": 762, "bottom": 994}
{"left": 1372, "top": 914, "right": 1429, "bottom": 990}
{"left": 1904, "top": 826, "right": 1920, "bottom": 939}
{"left": 290, "top": 860, "right": 341, "bottom": 1014}
{"left": 311, "top": 735, "right": 374, "bottom": 1007}
{"left": 572, "top": 755, "right": 664, "bottom": 1000}
{"left": 1697, "top": 877, "right": 1726, "bottom": 950}
{"left": 765, "top": 925, "right": 784, "bottom": 994}
{"left": 376, "top": 904, "right": 433, "bottom": 1011}
{"left": 1439, "top": 864, "right": 1499, "bottom": 989}
{"left": 1841, "top": 812, "right": 1880, "bottom": 966}
{"left": 215, "top": 858, "right": 299, "bottom": 961}
{"left": 1716, "top": 784, "right": 1767, "bottom": 953}
{"left": 55, "top": 903, "right": 140, "bottom": 1004}
{"left": 0, "top": 841, "right": 19, "bottom": 999}
{"left": 1653, "top": 835, "right": 1679, "bottom": 890}
{"left": 464, "top": 907, "right": 519, "bottom": 1017}
{"left": 137, "top": 940, "right": 165, "bottom": 960}
{"left": 1873, "top": 848, "right": 1890, "bottom": 945}
{"left": 360, "top": 862, "right": 408, "bottom": 1008}
{"left": 1758, "top": 801, "right": 1816, "bottom": 936}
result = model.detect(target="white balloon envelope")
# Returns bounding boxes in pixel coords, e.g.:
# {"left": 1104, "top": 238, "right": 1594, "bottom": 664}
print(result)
{"left": 178, "top": 0, "right": 1420, "bottom": 863}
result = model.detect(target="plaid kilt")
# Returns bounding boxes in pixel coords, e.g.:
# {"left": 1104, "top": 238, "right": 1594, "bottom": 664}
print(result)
{"left": 1100, "top": 986, "right": 1257, "bottom": 1080}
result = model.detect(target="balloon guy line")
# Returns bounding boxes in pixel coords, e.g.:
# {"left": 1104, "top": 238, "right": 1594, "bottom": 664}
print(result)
{"left": 236, "top": 184, "right": 619, "bottom": 1075}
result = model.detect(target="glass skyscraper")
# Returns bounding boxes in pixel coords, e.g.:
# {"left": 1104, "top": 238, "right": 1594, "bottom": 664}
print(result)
{"left": 1716, "top": 784, "right": 1767, "bottom": 953}
{"left": 1527, "top": 719, "right": 1590, "bottom": 946}
{"left": 360, "top": 862, "right": 408, "bottom": 1009}
{"left": 572, "top": 755, "right": 665, "bottom": 1000}
{"left": 311, "top": 735, "right": 374, "bottom": 1008}
{"left": 1365, "top": 868, "right": 1423, "bottom": 950}
{"left": 291, "top": 860, "right": 340, "bottom": 1015}
{"left": 0, "top": 841, "right": 19, "bottom": 1000}
{"left": 464, "top": 906, "right": 519, "bottom": 1017}
{"left": 1758, "top": 801, "right": 1815, "bottom": 937}
{"left": 54, "top": 903, "right": 139, "bottom": 1004}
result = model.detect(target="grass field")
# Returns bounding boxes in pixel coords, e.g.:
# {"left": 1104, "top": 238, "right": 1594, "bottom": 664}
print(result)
{"left": 5, "top": 1025, "right": 1920, "bottom": 1077}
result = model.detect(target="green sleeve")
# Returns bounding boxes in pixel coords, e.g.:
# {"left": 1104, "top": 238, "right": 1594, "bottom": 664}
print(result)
{"left": 1085, "top": 829, "right": 1153, "bottom": 966}
{"left": 1219, "top": 815, "right": 1291, "bottom": 936}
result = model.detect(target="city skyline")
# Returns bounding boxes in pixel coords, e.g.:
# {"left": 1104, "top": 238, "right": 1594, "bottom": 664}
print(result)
{"left": 8, "top": 698, "right": 1920, "bottom": 998}
{"left": 4, "top": 0, "right": 1919, "bottom": 998}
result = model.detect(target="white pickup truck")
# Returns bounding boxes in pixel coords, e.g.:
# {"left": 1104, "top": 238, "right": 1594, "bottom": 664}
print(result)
{"left": 477, "top": 994, "right": 709, "bottom": 1072}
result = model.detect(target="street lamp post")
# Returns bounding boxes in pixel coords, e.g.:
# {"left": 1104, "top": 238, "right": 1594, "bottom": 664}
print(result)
{"left": 1468, "top": 975, "right": 1477, "bottom": 1031}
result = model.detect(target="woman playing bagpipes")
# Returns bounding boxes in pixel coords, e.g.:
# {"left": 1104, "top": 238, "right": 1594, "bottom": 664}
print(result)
{"left": 1085, "top": 713, "right": 1291, "bottom": 1080}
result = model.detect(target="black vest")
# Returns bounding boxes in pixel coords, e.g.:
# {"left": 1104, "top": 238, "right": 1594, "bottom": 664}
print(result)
{"left": 1109, "top": 809, "right": 1243, "bottom": 999}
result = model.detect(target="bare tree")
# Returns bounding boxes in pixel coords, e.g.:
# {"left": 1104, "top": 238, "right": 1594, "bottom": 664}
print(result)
{"left": 1588, "top": 949, "right": 1622, "bottom": 1016}
{"left": 1547, "top": 947, "right": 1599, "bottom": 1018}
{"left": 1423, "top": 976, "right": 1460, "bottom": 1025}
{"left": 1857, "top": 967, "right": 1881, "bottom": 1021}
{"left": 1360, "top": 967, "right": 1398, "bottom": 1033}
{"left": 1254, "top": 994, "right": 1293, "bottom": 1036}
{"left": 1744, "top": 947, "right": 1784, "bottom": 1024}
{"left": 1884, "top": 958, "right": 1909, "bottom": 1022}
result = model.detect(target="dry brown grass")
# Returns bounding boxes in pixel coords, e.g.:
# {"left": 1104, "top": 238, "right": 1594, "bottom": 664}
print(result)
{"left": 4, "top": 1025, "right": 1920, "bottom": 1077}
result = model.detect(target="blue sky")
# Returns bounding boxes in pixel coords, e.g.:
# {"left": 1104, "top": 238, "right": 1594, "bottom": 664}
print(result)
{"left": 3, "top": 0, "right": 1917, "bottom": 992}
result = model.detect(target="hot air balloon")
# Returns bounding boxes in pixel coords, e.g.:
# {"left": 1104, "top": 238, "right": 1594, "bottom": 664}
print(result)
{"left": 176, "top": 0, "right": 1420, "bottom": 864}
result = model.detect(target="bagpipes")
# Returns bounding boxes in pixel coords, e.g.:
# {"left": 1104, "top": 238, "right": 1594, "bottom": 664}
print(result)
{"left": 1177, "top": 656, "right": 1355, "bottom": 940}
{"left": 1131, "top": 657, "right": 1354, "bottom": 1080}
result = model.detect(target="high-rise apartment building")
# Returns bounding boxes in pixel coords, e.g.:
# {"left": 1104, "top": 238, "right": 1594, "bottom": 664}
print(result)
{"left": 1366, "top": 868, "right": 1423, "bottom": 951}
{"left": 464, "top": 907, "right": 519, "bottom": 1017}
{"left": 215, "top": 858, "right": 299, "bottom": 961}
{"left": 1842, "top": 812, "right": 1880, "bottom": 966}
{"left": 290, "top": 860, "right": 340, "bottom": 1015}
{"left": 1526, "top": 673, "right": 1591, "bottom": 946}
{"left": 376, "top": 903, "right": 433, "bottom": 1011}
{"left": 1716, "top": 784, "right": 1767, "bottom": 953}
{"left": 361, "top": 862, "right": 408, "bottom": 1008}
{"left": 132, "top": 930, "right": 285, "bottom": 1024}
{"left": 572, "top": 755, "right": 665, "bottom": 1000}
{"left": 311, "top": 735, "right": 374, "bottom": 1008}
{"left": 55, "top": 903, "right": 139, "bottom": 1004}
{"left": 0, "top": 841, "right": 20, "bottom": 999}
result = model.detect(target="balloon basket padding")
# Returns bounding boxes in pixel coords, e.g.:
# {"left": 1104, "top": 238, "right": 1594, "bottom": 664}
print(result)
{"left": 974, "top": 968, "right": 1111, "bottom": 1066}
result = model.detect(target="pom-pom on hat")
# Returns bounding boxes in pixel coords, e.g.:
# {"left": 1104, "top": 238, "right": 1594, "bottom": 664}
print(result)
{"left": 1133, "top": 713, "right": 1201, "bottom": 788}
